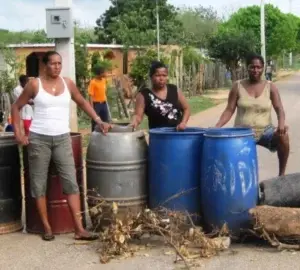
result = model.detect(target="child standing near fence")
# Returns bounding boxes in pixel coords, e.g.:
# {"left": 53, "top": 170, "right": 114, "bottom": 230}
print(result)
{"left": 88, "top": 67, "right": 111, "bottom": 131}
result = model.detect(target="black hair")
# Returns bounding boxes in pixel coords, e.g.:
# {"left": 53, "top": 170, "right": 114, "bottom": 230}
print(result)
{"left": 42, "top": 51, "right": 61, "bottom": 65}
{"left": 149, "top": 60, "right": 168, "bottom": 77}
{"left": 93, "top": 66, "right": 105, "bottom": 76}
{"left": 246, "top": 53, "right": 265, "bottom": 67}
{"left": 19, "top": 74, "right": 28, "bottom": 86}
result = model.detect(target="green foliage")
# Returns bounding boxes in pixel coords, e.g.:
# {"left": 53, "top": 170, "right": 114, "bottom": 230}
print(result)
{"left": 105, "top": 11, "right": 156, "bottom": 47}
{"left": 75, "top": 44, "right": 89, "bottom": 94}
{"left": 223, "top": 4, "right": 300, "bottom": 57}
{"left": 95, "top": 0, "right": 183, "bottom": 46}
{"left": 281, "top": 14, "right": 300, "bottom": 54}
{"left": 90, "top": 51, "right": 113, "bottom": 73}
{"left": 177, "top": 5, "right": 220, "bottom": 48}
{"left": 74, "top": 21, "right": 97, "bottom": 44}
{"left": 188, "top": 96, "right": 215, "bottom": 115}
{"left": 208, "top": 29, "right": 258, "bottom": 81}
{"left": 0, "top": 71, "right": 16, "bottom": 93}
{"left": 129, "top": 49, "right": 167, "bottom": 87}
{"left": 74, "top": 23, "right": 98, "bottom": 99}
{"left": 182, "top": 46, "right": 203, "bottom": 66}
{"left": 0, "top": 47, "right": 24, "bottom": 93}
{"left": 0, "top": 29, "right": 51, "bottom": 45}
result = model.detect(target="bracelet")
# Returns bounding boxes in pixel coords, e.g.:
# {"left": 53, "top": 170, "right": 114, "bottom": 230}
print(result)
{"left": 94, "top": 116, "right": 101, "bottom": 122}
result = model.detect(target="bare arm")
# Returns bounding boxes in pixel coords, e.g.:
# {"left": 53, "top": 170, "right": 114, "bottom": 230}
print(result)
{"left": 215, "top": 82, "right": 239, "bottom": 127}
{"left": 89, "top": 96, "right": 93, "bottom": 107}
{"left": 13, "top": 88, "right": 33, "bottom": 105}
{"left": 11, "top": 79, "right": 37, "bottom": 137}
{"left": 178, "top": 90, "right": 191, "bottom": 125}
{"left": 270, "top": 82, "right": 285, "bottom": 129}
{"left": 66, "top": 78, "right": 104, "bottom": 123}
{"left": 131, "top": 93, "right": 145, "bottom": 127}
{"left": 87, "top": 80, "right": 94, "bottom": 106}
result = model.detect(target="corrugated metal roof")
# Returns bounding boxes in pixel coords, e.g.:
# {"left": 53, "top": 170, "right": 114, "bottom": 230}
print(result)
{"left": 6, "top": 43, "right": 126, "bottom": 49}
{"left": 7, "top": 43, "right": 55, "bottom": 48}
{"left": 86, "top": 44, "right": 124, "bottom": 49}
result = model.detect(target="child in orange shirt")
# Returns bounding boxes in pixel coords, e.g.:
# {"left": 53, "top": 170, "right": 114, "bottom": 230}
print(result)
{"left": 88, "top": 67, "right": 111, "bottom": 131}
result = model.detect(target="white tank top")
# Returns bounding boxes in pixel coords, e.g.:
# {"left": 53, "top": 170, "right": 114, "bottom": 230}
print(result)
{"left": 30, "top": 77, "right": 71, "bottom": 136}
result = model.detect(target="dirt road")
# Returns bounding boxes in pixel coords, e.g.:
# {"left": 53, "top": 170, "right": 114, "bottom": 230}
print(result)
{"left": 1, "top": 74, "right": 300, "bottom": 270}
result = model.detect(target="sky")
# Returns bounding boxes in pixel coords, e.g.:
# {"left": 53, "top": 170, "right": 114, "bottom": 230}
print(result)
{"left": 1, "top": 0, "right": 300, "bottom": 32}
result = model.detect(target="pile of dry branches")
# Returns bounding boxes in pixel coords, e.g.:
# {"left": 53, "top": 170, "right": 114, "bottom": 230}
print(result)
{"left": 89, "top": 199, "right": 230, "bottom": 268}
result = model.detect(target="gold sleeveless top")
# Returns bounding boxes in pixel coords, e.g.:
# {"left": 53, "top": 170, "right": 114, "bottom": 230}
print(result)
{"left": 234, "top": 80, "right": 272, "bottom": 139}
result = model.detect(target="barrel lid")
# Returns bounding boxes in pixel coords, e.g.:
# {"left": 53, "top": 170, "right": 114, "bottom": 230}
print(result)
{"left": 204, "top": 128, "right": 254, "bottom": 138}
{"left": 93, "top": 124, "right": 133, "bottom": 133}
{"left": 149, "top": 127, "right": 206, "bottom": 135}
{"left": 0, "top": 132, "right": 16, "bottom": 145}
{"left": 0, "top": 132, "right": 15, "bottom": 138}
{"left": 92, "top": 126, "right": 145, "bottom": 139}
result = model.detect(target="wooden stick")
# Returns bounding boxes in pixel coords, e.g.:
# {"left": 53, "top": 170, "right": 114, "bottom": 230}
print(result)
{"left": 262, "top": 229, "right": 300, "bottom": 250}
{"left": 159, "top": 188, "right": 198, "bottom": 206}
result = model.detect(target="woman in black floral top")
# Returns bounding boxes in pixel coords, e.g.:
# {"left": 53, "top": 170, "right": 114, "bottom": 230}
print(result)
{"left": 130, "top": 61, "right": 190, "bottom": 130}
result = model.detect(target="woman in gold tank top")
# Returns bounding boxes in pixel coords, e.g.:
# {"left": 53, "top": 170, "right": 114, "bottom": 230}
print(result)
{"left": 216, "top": 53, "right": 289, "bottom": 176}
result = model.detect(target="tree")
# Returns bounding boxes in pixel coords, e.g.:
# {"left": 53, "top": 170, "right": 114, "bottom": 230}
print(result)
{"left": 74, "top": 22, "right": 108, "bottom": 98}
{"left": 0, "top": 29, "right": 51, "bottom": 45}
{"left": 208, "top": 29, "right": 258, "bottom": 81}
{"left": 223, "top": 4, "right": 300, "bottom": 57}
{"left": 177, "top": 5, "right": 220, "bottom": 48}
{"left": 294, "top": 17, "right": 300, "bottom": 53}
{"left": 95, "top": 0, "right": 183, "bottom": 46}
{"left": 74, "top": 21, "right": 97, "bottom": 44}
{"left": 106, "top": 10, "right": 156, "bottom": 47}
{"left": 130, "top": 49, "right": 156, "bottom": 87}
{"left": 0, "top": 46, "right": 25, "bottom": 93}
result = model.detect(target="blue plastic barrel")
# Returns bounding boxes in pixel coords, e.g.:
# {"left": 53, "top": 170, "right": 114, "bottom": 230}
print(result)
{"left": 201, "top": 128, "right": 259, "bottom": 234}
{"left": 148, "top": 127, "right": 205, "bottom": 223}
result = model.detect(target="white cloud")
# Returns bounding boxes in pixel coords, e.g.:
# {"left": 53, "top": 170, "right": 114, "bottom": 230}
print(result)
{"left": 1, "top": 0, "right": 299, "bottom": 31}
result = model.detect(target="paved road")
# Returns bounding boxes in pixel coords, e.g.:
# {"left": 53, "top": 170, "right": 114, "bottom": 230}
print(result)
{"left": 1, "top": 74, "right": 300, "bottom": 270}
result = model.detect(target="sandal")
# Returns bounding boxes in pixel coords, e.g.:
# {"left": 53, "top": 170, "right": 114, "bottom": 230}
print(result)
{"left": 75, "top": 234, "right": 99, "bottom": 241}
{"left": 42, "top": 233, "right": 55, "bottom": 241}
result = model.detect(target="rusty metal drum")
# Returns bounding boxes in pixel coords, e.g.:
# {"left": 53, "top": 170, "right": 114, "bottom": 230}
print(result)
{"left": 0, "top": 132, "right": 23, "bottom": 234}
{"left": 24, "top": 132, "right": 86, "bottom": 234}
{"left": 86, "top": 126, "right": 148, "bottom": 228}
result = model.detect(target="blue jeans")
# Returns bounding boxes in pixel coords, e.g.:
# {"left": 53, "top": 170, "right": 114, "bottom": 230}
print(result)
{"left": 266, "top": 73, "right": 272, "bottom": 81}
{"left": 256, "top": 126, "right": 278, "bottom": 152}
{"left": 92, "top": 102, "right": 110, "bottom": 131}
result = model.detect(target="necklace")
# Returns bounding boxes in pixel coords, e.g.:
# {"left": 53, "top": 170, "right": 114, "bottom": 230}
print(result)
{"left": 44, "top": 76, "right": 58, "bottom": 92}
{"left": 51, "top": 83, "right": 57, "bottom": 92}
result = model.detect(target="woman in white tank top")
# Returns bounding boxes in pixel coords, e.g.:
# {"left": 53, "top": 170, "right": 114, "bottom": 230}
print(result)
{"left": 11, "top": 51, "right": 111, "bottom": 241}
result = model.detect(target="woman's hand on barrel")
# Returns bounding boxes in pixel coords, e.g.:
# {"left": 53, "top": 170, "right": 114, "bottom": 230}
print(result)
{"left": 15, "top": 134, "right": 29, "bottom": 145}
{"left": 97, "top": 121, "right": 112, "bottom": 134}
{"left": 129, "top": 119, "right": 139, "bottom": 131}
{"left": 176, "top": 122, "right": 186, "bottom": 131}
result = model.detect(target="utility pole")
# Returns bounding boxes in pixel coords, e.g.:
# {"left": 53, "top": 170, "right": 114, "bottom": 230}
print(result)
{"left": 289, "top": 0, "right": 293, "bottom": 67}
{"left": 260, "top": 0, "right": 266, "bottom": 63}
{"left": 156, "top": 0, "right": 160, "bottom": 61}
{"left": 54, "top": 0, "right": 78, "bottom": 132}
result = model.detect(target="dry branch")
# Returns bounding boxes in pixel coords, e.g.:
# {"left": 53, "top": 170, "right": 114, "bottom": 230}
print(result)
{"left": 249, "top": 205, "right": 300, "bottom": 251}
{"left": 88, "top": 196, "right": 230, "bottom": 267}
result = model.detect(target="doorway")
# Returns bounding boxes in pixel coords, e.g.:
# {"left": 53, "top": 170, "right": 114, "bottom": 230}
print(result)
{"left": 26, "top": 53, "right": 39, "bottom": 77}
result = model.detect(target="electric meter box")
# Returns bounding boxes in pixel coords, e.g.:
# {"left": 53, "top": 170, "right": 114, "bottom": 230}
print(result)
{"left": 46, "top": 7, "right": 73, "bottom": 38}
